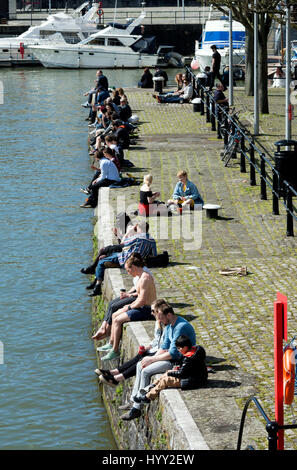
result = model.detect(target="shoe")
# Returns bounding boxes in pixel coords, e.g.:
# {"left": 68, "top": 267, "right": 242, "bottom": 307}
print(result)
{"left": 152, "top": 94, "right": 157, "bottom": 99}
{"left": 82, "top": 101, "right": 90, "bottom": 108}
{"left": 89, "top": 283, "right": 102, "bottom": 297}
{"left": 80, "top": 187, "right": 90, "bottom": 195}
{"left": 86, "top": 278, "right": 97, "bottom": 290}
{"left": 80, "top": 266, "right": 95, "bottom": 275}
{"left": 101, "top": 350, "right": 120, "bottom": 361}
{"left": 120, "top": 407, "right": 142, "bottom": 421}
{"left": 118, "top": 402, "right": 132, "bottom": 411}
{"left": 85, "top": 117, "right": 90, "bottom": 121}
{"left": 100, "top": 374, "right": 119, "bottom": 387}
{"left": 97, "top": 343, "right": 113, "bottom": 352}
{"left": 80, "top": 202, "right": 93, "bottom": 208}
{"left": 139, "top": 384, "right": 155, "bottom": 395}
{"left": 133, "top": 395, "right": 150, "bottom": 404}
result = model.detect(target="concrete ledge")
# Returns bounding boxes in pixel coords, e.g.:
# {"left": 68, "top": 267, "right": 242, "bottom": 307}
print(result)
{"left": 94, "top": 187, "right": 209, "bottom": 450}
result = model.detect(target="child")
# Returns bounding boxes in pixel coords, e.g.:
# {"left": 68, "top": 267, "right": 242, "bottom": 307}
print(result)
{"left": 135, "top": 335, "right": 208, "bottom": 403}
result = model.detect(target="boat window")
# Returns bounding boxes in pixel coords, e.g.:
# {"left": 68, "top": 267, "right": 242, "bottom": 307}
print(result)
{"left": 87, "top": 38, "right": 105, "bottom": 46}
{"left": 2, "top": 49, "right": 9, "bottom": 52}
{"left": 89, "top": 52, "right": 94, "bottom": 55}
{"left": 107, "top": 38, "right": 123, "bottom": 46}
{"left": 61, "top": 32, "right": 82, "bottom": 44}
{"left": 54, "top": 50, "right": 59, "bottom": 53}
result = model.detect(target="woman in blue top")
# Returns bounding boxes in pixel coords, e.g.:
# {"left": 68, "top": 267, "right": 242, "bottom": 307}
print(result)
{"left": 167, "top": 170, "right": 204, "bottom": 212}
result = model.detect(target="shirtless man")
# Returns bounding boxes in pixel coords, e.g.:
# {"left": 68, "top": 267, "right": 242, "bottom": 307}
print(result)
{"left": 98, "top": 253, "right": 156, "bottom": 361}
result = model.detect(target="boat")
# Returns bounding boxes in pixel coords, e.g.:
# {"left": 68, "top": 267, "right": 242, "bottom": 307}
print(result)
{"left": 0, "top": 2, "right": 100, "bottom": 67}
{"left": 194, "top": 16, "right": 245, "bottom": 72}
{"left": 28, "top": 11, "right": 183, "bottom": 69}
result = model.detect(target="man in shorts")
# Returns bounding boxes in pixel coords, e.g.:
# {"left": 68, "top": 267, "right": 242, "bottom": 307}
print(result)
{"left": 97, "top": 253, "right": 156, "bottom": 361}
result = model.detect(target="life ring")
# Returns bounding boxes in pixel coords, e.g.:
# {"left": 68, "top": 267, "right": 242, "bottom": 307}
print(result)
{"left": 283, "top": 347, "right": 295, "bottom": 405}
{"left": 97, "top": 8, "right": 104, "bottom": 16}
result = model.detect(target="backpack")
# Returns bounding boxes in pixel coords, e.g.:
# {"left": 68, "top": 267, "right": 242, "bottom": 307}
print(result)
{"left": 145, "top": 251, "right": 169, "bottom": 268}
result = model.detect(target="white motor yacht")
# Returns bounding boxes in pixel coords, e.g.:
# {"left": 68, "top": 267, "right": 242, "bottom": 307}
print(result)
{"left": 194, "top": 16, "right": 245, "bottom": 71}
{"left": 0, "top": 2, "right": 100, "bottom": 66}
{"left": 28, "top": 11, "right": 182, "bottom": 69}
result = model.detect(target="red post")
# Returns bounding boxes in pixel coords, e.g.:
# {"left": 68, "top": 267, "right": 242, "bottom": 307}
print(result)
{"left": 274, "top": 292, "right": 287, "bottom": 450}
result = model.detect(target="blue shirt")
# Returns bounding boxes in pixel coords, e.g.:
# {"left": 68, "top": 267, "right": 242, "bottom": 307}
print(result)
{"left": 161, "top": 316, "right": 196, "bottom": 360}
{"left": 172, "top": 180, "right": 204, "bottom": 205}
{"left": 99, "top": 158, "right": 120, "bottom": 182}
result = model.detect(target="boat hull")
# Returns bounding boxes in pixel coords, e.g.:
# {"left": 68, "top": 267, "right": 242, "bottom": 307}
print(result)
{"left": 195, "top": 47, "right": 245, "bottom": 71}
{"left": 29, "top": 45, "right": 159, "bottom": 68}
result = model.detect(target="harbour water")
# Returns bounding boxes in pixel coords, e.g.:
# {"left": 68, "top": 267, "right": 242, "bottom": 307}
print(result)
{"left": 0, "top": 66, "right": 179, "bottom": 449}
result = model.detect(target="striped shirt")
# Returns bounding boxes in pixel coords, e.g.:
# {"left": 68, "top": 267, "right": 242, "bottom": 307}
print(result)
{"left": 117, "top": 233, "right": 157, "bottom": 266}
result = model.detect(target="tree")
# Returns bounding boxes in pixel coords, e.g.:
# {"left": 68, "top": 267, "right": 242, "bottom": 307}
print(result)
{"left": 200, "top": 0, "right": 288, "bottom": 114}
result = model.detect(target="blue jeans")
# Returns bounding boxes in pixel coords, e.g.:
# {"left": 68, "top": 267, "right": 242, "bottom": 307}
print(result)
{"left": 95, "top": 253, "right": 120, "bottom": 281}
{"left": 159, "top": 94, "right": 183, "bottom": 103}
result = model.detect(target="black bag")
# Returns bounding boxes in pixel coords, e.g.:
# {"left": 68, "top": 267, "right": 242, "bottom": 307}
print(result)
{"left": 145, "top": 251, "right": 169, "bottom": 268}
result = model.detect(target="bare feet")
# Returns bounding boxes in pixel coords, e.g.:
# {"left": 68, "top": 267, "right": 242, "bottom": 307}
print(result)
{"left": 91, "top": 330, "right": 107, "bottom": 341}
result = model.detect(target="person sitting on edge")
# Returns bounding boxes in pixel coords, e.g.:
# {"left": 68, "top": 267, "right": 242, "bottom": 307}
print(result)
{"left": 120, "top": 301, "right": 196, "bottom": 421}
{"left": 80, "top": 221, "right": 147, "bottom": 276}
{"left": 97, "top": 254, "right": 157, "bottom": 361}
{"left": 153, "top": 78, "right": 193, "bottom": 104}
{"left": 112, "top": 119, "right": 130, "bottom": 163}
{"left": 80, "top": 151, "right": 121, "bottom": 208}
{"left": 118, "top": 96, "right": 132, "bottom": 123}
{"left": 138, "top": 67, "right": 154, "bottom": 88}
{"left": 135, "top": 334, "right": 208, "bottom": 405}
{"left": 167, "top": 170, "right": 204, "bottom": 212}
{"left": 87, "top": 221, "right": 157, "bottom": 297}
{"left": 138, "top": 174, "right": 169, "bottom": 217}
{"left": 95, "top": 299, "right": 167, "bottom": 386}
{"left": 91, "top": 253, "right": 154, "bottom": 344}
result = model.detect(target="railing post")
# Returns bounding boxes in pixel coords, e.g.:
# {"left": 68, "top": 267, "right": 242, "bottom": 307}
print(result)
{"left": 217, "top": 108, "right": 222, "bottom": 139}
{"left": 206, "top": 93, "right": 210, "bottom": 122}
{"left": 211, "top": 97, "right": 216, "bottom": 131}
{"left": 250, "top": 142, "right": 256, "bottom": 185}
{"left": 200, "top": 88, "right": 205, "bottom": 116}
{"left": 260, "top": 154, "right": 267, "bottom": 200}
{"left": 273, "top": 171, "right": 279, "bottom": 215}
{"left": 223, "top": 113, "right": 229, "bottom": 148}
{"left": 286, "top": 186, "right": 294, "bottom": 236}
{"left": 240, "top": 136, "right": 246, "bottom": 172}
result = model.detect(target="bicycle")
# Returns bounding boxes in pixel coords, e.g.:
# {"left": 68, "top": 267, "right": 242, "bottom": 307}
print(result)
{"left": 220, "top": 108, "right": 242, "bottom": 166}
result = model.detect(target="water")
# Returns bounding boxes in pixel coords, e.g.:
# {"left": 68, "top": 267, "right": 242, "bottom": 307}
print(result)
{"left": 0, "top": 66, "right": 180, "bottom": 449}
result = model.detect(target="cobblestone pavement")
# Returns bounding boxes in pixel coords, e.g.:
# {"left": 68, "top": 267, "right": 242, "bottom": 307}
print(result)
{"left": 107, "top": 86, "right": 297, "bottom": 450}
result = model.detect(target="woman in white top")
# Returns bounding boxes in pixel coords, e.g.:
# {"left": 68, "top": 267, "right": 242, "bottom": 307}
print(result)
{"left": 272, "top": 66, "right": 286, "bottom": 88}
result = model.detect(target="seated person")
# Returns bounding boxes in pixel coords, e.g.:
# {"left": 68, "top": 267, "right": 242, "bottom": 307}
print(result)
{"left": 112, "top": 119, "right": 131, "bottom": 163}
{"left": 91, "top": 253, "right": 153, "bottom": 343}
{"left": 118, "top": 96, "right": 132, "bottom": 123}
{"left": 138, "top": 174, "right": 169, "bottom": 216}
{"left": 167, "top": 170, "right": 204, "bottom": 211}
{"left": 97, "top": 254, "right": 156, "bottom": 361}
{"left": 120, "top": 301, "right": 196, "bottom": 421}
{"left": 80, "top": 151, "right": 121, "bottom": 208}
{"left": 153, "top": 79, "right": 193, "bottom": 104}
{"left": 87, "top": 221, "right": 157, "bottom": 297}
{"left": 95, "top": 299, "right": 166, "bottom": 383}
{"left": 213, "top": 82, "right": 229, "bottom": 108}
{"left": 138, "top": 67, "right": 154, "bottom": 88}
{"left": 272, "top": 66, "right": 286, "bottom": 88}
{"left": 136, "top": 334, "right": 208, "bottom": 404}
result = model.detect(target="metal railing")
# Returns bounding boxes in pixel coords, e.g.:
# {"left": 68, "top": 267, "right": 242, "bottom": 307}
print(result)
{"left": 237, "top": 396, "right": 297, "bottom": 450}
{"left": 186, "top": 66, "right": 297, "bottom": 237}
